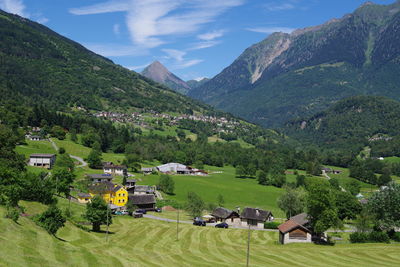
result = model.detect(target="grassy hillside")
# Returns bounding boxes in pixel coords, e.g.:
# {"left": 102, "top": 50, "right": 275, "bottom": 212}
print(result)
{"left": 1, "top": 202, "right": 400, "bottom": 267}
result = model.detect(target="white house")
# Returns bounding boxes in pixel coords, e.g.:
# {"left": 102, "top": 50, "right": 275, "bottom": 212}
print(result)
{"left": 29, "top": 154, "right": 56, "bottom": 169}
{"left": 157, "top": 163, "right": 188, "bottom": 173}
{"left": 103, "top": 163, "right": 127, "bottom": 176}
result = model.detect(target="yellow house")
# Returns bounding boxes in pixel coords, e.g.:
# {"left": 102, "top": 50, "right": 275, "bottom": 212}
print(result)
{"left": 87, "top": 182, "right": 128, "bottom": 207}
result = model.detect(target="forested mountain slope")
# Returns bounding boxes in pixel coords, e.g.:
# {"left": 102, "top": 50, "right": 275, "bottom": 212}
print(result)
{"left": 189, "top": 1, "right": 400, "bottom": 127}
{"left": 285, "top": 96, "right": 400, "bottom": 151}
{"left": 0, "top": 10, "right": 212, "bottom": 115}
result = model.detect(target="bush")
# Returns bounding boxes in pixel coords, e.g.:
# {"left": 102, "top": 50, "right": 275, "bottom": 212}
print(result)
{"left": 390, "top": 232, "right": 400, "bottom": 242}
{"left": 349, "top": 232, "right": 369, "bottom": 243}
{"left": 369, "top": 231, "right": 390, "bottom": 243}
{"left": 5, "top": 207, "right": 20, "bottom": 223}
{"left": 264, "top": 221, "right": 281, "bottom": 229}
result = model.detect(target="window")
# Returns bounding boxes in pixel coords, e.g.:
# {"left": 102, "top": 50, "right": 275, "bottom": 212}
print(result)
{"left": 122, "top": 199, "right": 125, "bottom": 202}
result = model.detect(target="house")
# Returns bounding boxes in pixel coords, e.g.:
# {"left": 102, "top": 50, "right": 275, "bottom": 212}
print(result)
{"left": 132, "top": 185, "right": 155, "bottom": 195}
{"left": 129, "top": 194, "right": 156, "bottom": 210}
{"left": 157, "top": 163, "right": 188, "bottom": 173}
{"left": 125, "top": 179, "right": 136, "bottom": 189}
{"left": 88, "top": 182, "right": 128, "bottom": 207}
{"left": 87, "top": 174, "right": 114, "bottom": 183}
{"left": 141, "top": 167, "right": 155, "bottom": 174}
{"left": 29, "top": 154, "right": 56, "bottom": 169}
{"left": 103, "top": 163, "right": 127, "bottom": 176}
{"left": 77, "top": 193, "right": 92, "bottom": 204}
{"left": 26, "top": 135, "right": 42, "bottom": 141}
{"left": 278, "top": 213, "right": 312, "bottom": 245}
{"left": 240, "top": 208, "right": 273, "bottom": 229}
{"left": 211, "top": 207, "right": 240, "bottom": 225}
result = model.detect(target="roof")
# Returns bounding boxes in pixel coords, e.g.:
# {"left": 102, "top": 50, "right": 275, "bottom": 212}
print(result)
{"left": 129, "top": 194, "right": 156, "bottom": 205}
{"left": 241, "top": 208, "right": 272, "bottom": 221}
{"left": 278, "top": 213, "right": 311, "bottom": 234}
{"left": 30, "top": 153, "right": 55, "bottom": 158}
{"left": 87, "top": 174, "right": 114, "bottom": 180}
{"left": 212, "top": 207, "right": 239, "bottom": 219}
{"left": 112, "top": 185, "right": 123, "bottom": 192}
{"left": 135, "top": 185, "right": 154, "bottom": 192}
{"left": 77, "top": 193, "right": 91, "bottom": 198}
{"left": 89, "top": 182, "right": 115, "bottom": 193}
{"left": 103, "top": 164, "right": 127, "bottom": 169}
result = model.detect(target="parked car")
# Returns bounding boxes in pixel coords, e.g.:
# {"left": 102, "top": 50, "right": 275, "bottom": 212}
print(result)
{"left": 193, "top": 218, "right": 206, "bottom": 226}
{"left": 154, "top": 207, "right": 162, "bottom": 213}
{"left": 115, "top": 210, "right": 129, "bottom": 215}
{"left": 215, "top": 222, "right": 229, "bottom": 228}
{"left": 136, "top": 209, "right": 147, "bottom": 214}
{"left": 133, "top": 212, "right": 143, "bottom": 218}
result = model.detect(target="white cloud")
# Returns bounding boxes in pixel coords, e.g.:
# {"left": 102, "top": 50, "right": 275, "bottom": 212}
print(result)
{"left": 113, "top": 23, "right": 120, "bottom": 36}
{"left": 247, "top": 27, "right": 295, "bottom": 34}
{"left": 0, "top": 0, "right": 28, "bottom": 17}
{"left": 36, "top": 17, "right": 49, "bottom": 24}
{"left": 70, "top": 0, "right": 244, "bottom": 48}
{"left": 173, "top": 59, "right": 203, "bottom": 69}
{"left": 83, "top": 43, "right": 149, "bottom": 57}
{"left": 197, "top": 30, "right": 225, "bottom": 41}
{"left": 266, "top": 3, "right": 295, "bottom": 11}
{"left": 127, "top": 62, "right": 152, "bottom": 71}
{"left": 188, "top": 40, "right": 221, "bottom": 50}
{"left": 162, "top": 48, "right": 186, "bottom": 62}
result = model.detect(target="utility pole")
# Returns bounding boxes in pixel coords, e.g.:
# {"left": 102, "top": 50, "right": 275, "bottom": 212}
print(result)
{"left": 176, "top": 207, "right": 180, "bottom": 241}
{"left": 246, "top": 224, "right": 251, "bottom": 267}
{"left": 106, "top": 203, "right": 109, "bottom": 243}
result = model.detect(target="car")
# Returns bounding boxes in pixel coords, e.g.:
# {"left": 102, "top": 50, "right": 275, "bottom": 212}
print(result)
{"left": 133, "top": 212, "right": 143, "bottom": 218}
{"left": 154, "top": 207, "right": 162, "bottom": 213}
{"left": 215, "top": 222, "right": 229, "bottom": 228}
{"left": 135, "top": 209, "right": 147, "bottom": 214}
{"left": 193, "top": 218, "right": 206, "bottom": 226}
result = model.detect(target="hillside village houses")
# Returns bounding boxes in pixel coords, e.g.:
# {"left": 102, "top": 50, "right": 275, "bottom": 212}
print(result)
{"left": 29, "top": 153, "right": 56, "bottom": 169}
{"left": 103, "top": 163, "right": 127, "bottom": 176}
{"left": 208, "top": 207, "right": 274, "bottom": 229}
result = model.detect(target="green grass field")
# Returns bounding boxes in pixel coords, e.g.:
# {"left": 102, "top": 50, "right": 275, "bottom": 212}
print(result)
{"left": 1, "top": 201, "right": 400, "bottom": 267}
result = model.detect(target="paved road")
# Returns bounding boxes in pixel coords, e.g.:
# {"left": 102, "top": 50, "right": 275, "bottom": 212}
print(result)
{"left": 49, "top": 138, "right": 87, "bottom": 168}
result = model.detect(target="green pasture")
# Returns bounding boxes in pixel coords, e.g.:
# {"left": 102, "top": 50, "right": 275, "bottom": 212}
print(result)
{"left": 1, "top": 201, "right": 400, "bottom": 267}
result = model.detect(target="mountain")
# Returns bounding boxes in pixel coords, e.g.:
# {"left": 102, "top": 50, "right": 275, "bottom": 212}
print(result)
{"left": 186, "top": 78, "right": 209, "bottom": 89}
{"left": 189, "top": 1, "right": 400, "bottom": 127}
{"left": 141, "top": 61, "right": 191, "bottom": 95}
{"left": 0, "top": 10, "right": 210, "bottom": 115}
{"left": 285, "top": 95, "right": 400, "bottom": 151}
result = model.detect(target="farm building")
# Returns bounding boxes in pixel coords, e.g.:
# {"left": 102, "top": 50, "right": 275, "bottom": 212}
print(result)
{"left": 77, "top": 193, "right": 91, "bottom": 204}
{"left": 131, "top": 185, "right": 155, "bottom": 195}
{"left": 125, "top": 179, "right": 136, "bottom": 189}
{"left": 278, "top": 213, "right": 312, "bottom": 245}
{"left": 29, "top": 154, "right": 56, "bottom": 169}
{"left": 26, "top": 135, "right": 42, "bottom": 141}
{"left": 129, "top": 194, "right": 156, "bottom": 210}
{"left": 155, "top": 163, "right": 208, "bottom": 176}
{"left": 240, "top": 208, "right": 274, "bottom": 229}
{"left": 103, "top": 163, "right": 127, "bottom": 176}
{"left": 87, "top": 174, "right": 114, "bottom": 183}
{"left": 211, "top": 207, "right": 240, "bottom": 225}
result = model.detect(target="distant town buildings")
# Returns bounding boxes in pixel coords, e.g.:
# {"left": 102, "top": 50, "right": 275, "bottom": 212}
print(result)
{"left": 29, "top": 154, "right": 56, "bottom": 169}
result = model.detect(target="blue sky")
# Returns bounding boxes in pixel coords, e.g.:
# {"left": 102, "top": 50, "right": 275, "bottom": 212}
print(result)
{"left": 0, "top": 0, "right": 396, "bottom": 80}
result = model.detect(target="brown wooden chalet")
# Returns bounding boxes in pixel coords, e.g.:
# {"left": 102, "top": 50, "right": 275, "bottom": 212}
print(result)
{"left": 129, "top": 194, "right": 156, "bottom": 210}
{"left": 211, "top": 207, "right": 240, "bottom": 224}
{"left": 240, "top": 207, "right": 273, "bottom": 229}
{"left": 278, "top": 213, "right": 312, "bottom": 244}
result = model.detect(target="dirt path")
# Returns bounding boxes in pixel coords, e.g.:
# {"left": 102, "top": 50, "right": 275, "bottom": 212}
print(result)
{"left": 49, "top": 138, "right": 87, "bottom": 168}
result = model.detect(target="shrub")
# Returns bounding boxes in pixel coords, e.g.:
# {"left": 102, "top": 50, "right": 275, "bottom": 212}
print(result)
{"left": 369, "top": 231, "right": 390, "bottom": 243}
{"left": 5, "top": 207, "right": 20, "bottom": 223}
{"left": 264, "top": 221, "right": 281, "bottom": 229}
{"left": 391, "top": 232, "right": 400, "bottom": 242}
{"left": 349, "top": 232, "right": 369, "bottom": 243}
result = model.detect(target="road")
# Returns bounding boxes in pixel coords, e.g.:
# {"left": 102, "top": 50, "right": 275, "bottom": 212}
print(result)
{"left": 49, "top": 138, "right": 87, "bottom": 168}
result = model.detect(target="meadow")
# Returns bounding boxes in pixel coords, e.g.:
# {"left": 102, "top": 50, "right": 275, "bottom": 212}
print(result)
{"left": 1, "top": 201, "right": 400, "bottom": 267}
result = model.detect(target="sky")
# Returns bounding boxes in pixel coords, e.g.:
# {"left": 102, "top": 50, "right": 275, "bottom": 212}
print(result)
{"left": 0, "top": 0, "right": 396, "bottom": 80}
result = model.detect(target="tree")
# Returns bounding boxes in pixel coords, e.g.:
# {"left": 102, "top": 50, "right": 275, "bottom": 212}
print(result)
{"left": 51, "top": 168, "right": 75, "bottom": 197}
{"left": 217, "top": 194, "right": 225, "bottom": 207}
{"left": 185, "top": 191, "right": 205, "bottom": 218}
{"left": 329, "top": 178, "right": 340, "bottom": 190}
{"left": 126, "top": 198, "right": 138, "bottom": 215}
{"left": 271, "top": 172, "right": 286, "bottom": 188}
{"left": 378, "top": 168, "right": 392, "bottom": 186}
{"left": 35, "top": 205, "right": 66, "bottom": 236}
{"left": 296, "top": 174, "right": 306, "bottom": 187}
{"left": 84, "top": 195, "right": 112, "bottom": 232}
{"left": 55, "top": 153, "right": 75, "bottom": 171}
{"left": 306, "top": 181, "right": 341, "bottom": 233}
{"left": 335, "top": 191, "right": 362, "bottom": 220}
{"left": 158, "top": 174, "right": 175, "bottom": 195}
{"left": 355, "top": 207, "right": 375, "bottom": 233}
{"left": 278, "top": 186, "right": 306, "bottom": 218}
{"left": 70, "top": 129, "right": 78, "bottom": 143}
{"left": 50, "top": 125, "right": 66, "bottom": 140}
{"left": 345, "top": 180, "right": 361, "bottom": 196}
{"left": 58, "top": 147, "right": 66, "bottom": 154}
{"left": 87, "top": 148, "right": 103, "bottom": 169}
{"left": 368, "top": 183, "right": 400, "bottom": 230}
{"left": 235, "top": 165, "right": 246, "bottom": 178}
{"left": 256, "top": 170, "right": 268, "bottom": 185}
{"left": 5, "top": 205, "right": 20, "bottom": 223}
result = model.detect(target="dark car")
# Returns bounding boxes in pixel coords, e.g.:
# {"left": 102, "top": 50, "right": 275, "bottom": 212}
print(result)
{"left": 193, "top": 218, "right": 206, "bottom": 226}
{"left": 133, "top": 212, "right": 143, "bottom": 218}
{"left": 154, "top": 207, "right": 162, "bottom": 213}
{"left": 136, "top": 209, "right": 147, "bottom": 214}
{"left": 215, "top": 222, "right": 229, "bottom": 228}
